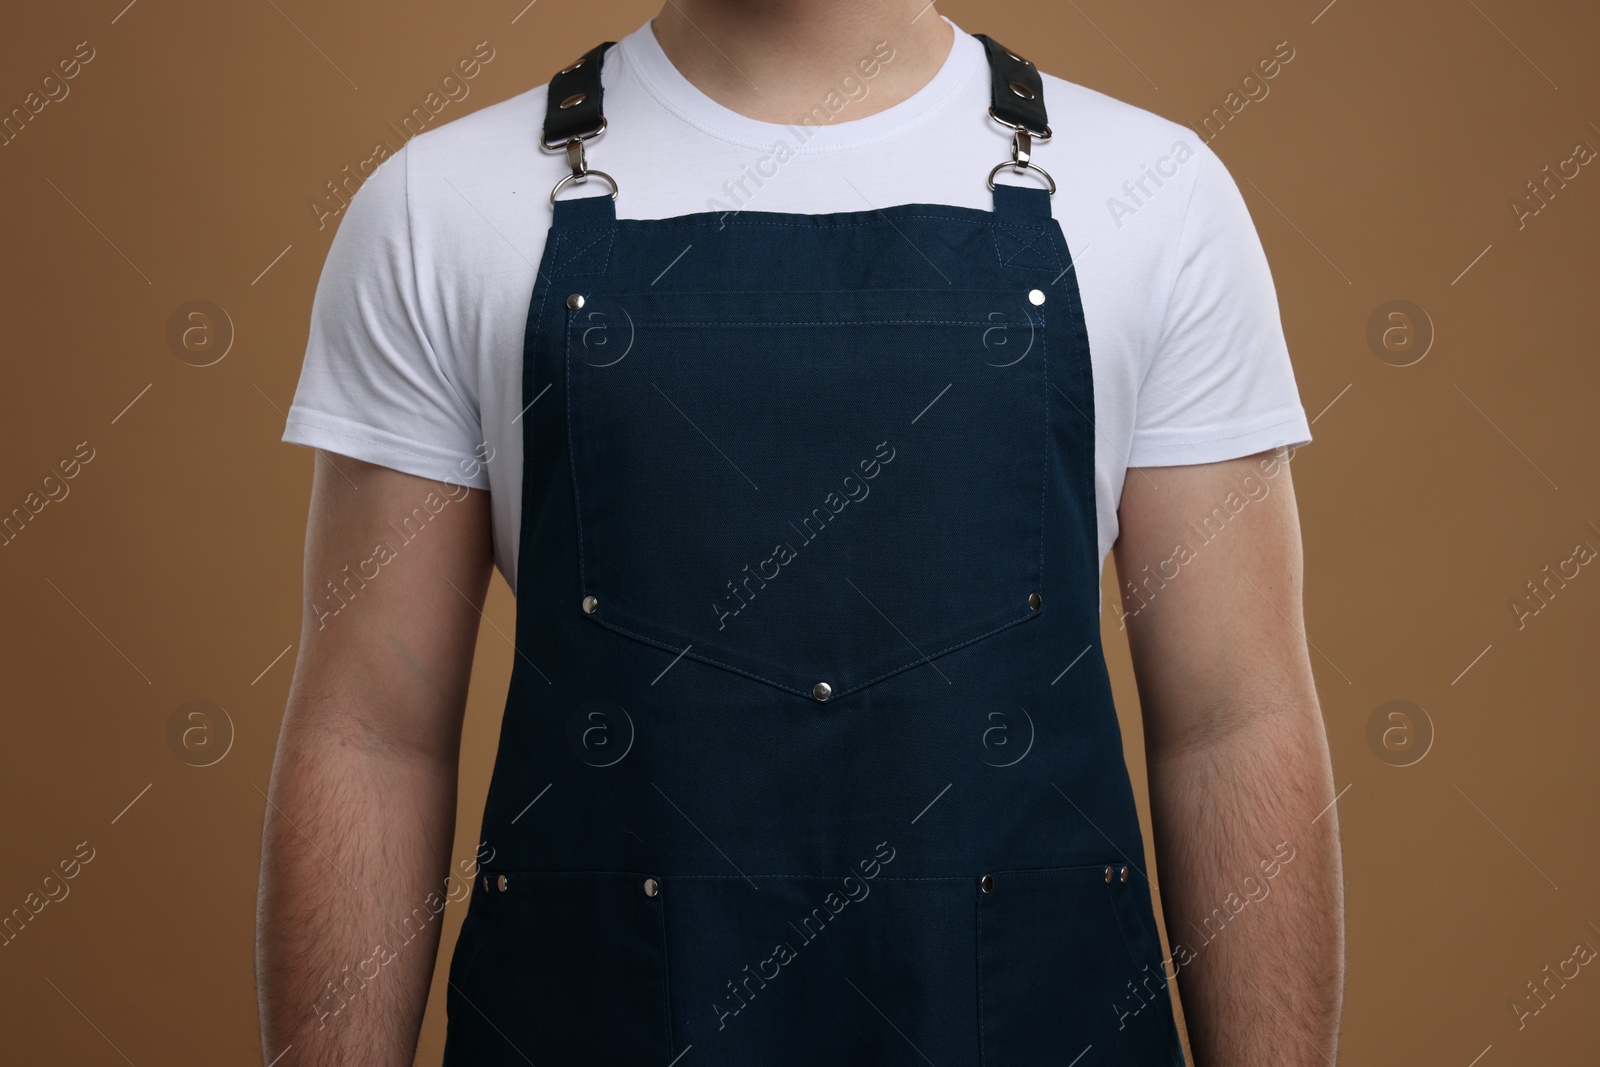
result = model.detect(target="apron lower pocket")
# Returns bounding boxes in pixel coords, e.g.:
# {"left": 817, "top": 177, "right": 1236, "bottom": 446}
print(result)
{"left": 978, "top": 863, "right": 1186, "bottom": 1066}
{"left": 664, "top": 872, "right": 980, "bottom": 1065}
{"left": 441, "top": 870, "right": 673, "bottom": 1066}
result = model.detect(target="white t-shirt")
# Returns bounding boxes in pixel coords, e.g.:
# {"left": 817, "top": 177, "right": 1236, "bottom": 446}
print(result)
{"left": 281, "top": 15, "right": 1312, "bottom": 598}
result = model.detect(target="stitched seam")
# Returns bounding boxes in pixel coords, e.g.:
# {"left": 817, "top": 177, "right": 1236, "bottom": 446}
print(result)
{"left": 586, "top": 608, "right": 1039, "bottom": 700}
{"left": 1040, "top": 310, "right": 1049, "bottom": 597}
{"left": 455, "top": 892, "right": 506, "bottom": 989}
{"left": 588, "top": 617, "right": 806, "bottom": 696}
{"left": 282, "top": 411, "right": 490, "bottom": 479}
{"left": 840, "top": 612, "right": 1038, "bottom": 694}
{"left": 401, "top": 146, "right": 484, "bottom": 432}
{"left": 976, "top": 887, "right": 988, "bottom": 1067}
{"left": 621, "top": 213, "right": 990, "bottom": 229}
{"left": 565, "top": 314, "right": 588, "bottom": 590}
{"left": 981, "top": 863, "right": 1131, "bottom": 880}
{"left": 995, "top": 223, "right": 1060, "bottom": 269}
{"left": 574, "top": 318, "right": 1018, "bottom": 328}
{"left": 1144, "top": 143, "right": 1207, "bottom": 395}
{"left": 1105, "top": 881, "right": 1144, "bottom": 971}
{"left": 1080, "top": 282, "right": 1096, "bottom": 609}
{"left": 1047, "top": 212, "right": 1099, "bottom": 606}
{"left": 1132, "top": 409, "right": 1309, "bottom": 446}
{"left": 656, "top": 894, "right": 674, "bottom": 1059}
{"left": 516, "top": 240, "right": 557, "bottom": 600}
{"left": 1106, "top": 884, "right": 1189, "bottom": 1063}
{"left": 480, "top": 865, "right": 1119, "bottom": 879}
{"left": 665, "top": 876, "right": 998, "bottom": 883}
{"left": 554, "top": 228, "right": 614, "bottom": 274}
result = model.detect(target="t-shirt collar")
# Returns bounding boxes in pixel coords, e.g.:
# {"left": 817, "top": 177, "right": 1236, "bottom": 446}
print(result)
{"left": 614, "top": 13, "right": 983, "bottom": 153}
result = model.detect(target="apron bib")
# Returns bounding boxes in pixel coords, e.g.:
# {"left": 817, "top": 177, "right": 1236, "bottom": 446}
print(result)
{"left": 442, "top": 35, "right": 1187, "bottom": 1066}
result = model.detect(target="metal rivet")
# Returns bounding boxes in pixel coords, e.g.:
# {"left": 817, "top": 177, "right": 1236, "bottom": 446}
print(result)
{"left": 481, "top": 874, "right": 489, "bottom": 892}
{"left": 1119, "top": 866, "right": 1130, "bottom": 884}
{"left": 559, "top": 57, "right": 587, "bottom": 74}
{"left": 566, "top": 293, "right": 586, "bottom": 310}
{"left": 1004, "top": 49, "right": 1032, "bottom": 66}
{"left": 980, "top": 874, "right": 995, "bottom": 894}
{"left": 1104, "top": 866, "right": 1114, "bottom": 883}
{"left": 496, "top": 874, "right": 509, "bottom": 892}
{"left": 643, "top": 877, "right": 659, "bottom": 898}
{"left": 1028, "top": 288, "right": 1046, "bottom": 306}
{"left": 559, "top": 92, "right": 588, "bottom": 110}
{"left": 812, "top": 681, "right": 832, "bottom": 703}
{"left": 1028, "top": 592, "right": 1042, "bottom": 611}
{"left": 1007, "top": 80, "right": 1035, "bottom": 100}
{"left": 582, "top": 595, "right": 598, "bottom": 615}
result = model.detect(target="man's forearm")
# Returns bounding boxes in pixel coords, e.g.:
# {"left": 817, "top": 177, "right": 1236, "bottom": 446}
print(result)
{"left": 256, "top": 712, "right": 460, "bottom": 1067}
{"left": 1147, "top": 706, "right": 1345, "bottom": 1066}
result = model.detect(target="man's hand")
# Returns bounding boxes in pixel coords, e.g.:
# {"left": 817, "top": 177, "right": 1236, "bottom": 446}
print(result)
{"left": 256, "top": 454, "right": 492, "bottom": 1066}
{"left": 1113, "top": 447, "right": 1345, "bottom": 1066}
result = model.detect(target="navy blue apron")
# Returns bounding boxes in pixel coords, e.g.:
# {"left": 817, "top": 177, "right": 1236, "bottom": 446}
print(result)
{"left": 442, "top": 34, "right": 1187, "bottom": 1066}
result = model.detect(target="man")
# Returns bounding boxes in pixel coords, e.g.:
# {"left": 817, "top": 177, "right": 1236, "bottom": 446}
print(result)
{"left": 257, "top": 2, "right": 1344, "bottom": 1064}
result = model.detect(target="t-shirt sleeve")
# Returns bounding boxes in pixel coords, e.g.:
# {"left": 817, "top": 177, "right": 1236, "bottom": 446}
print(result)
{"left": 1127, "top": 140, "right": 1313, "bottom": 467}
{"left": 280, "top": 144, "right": 490, "bottom": 489}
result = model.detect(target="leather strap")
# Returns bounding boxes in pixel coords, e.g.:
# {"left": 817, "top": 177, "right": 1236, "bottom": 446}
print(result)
{"left": 542, "top": 41, "right": 615, "bottom": 148}
{"left": 546, "top": 35, "right": 1046, "bottom": 143}
{"left": 972, "top": 33, "right": 1050, "bottom": 137}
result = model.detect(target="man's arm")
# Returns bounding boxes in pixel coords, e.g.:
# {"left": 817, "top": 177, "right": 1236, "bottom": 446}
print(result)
{"left": 256, "top": 454, "right": 492, "bottom": 1066}
{"left": 1112, "top": 448, "right": 1344, "bottom": 1066}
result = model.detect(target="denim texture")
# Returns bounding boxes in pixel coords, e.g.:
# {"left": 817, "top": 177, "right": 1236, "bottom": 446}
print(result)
{"left": 441, "top": 181, "right": 1186, "bottom": 1065}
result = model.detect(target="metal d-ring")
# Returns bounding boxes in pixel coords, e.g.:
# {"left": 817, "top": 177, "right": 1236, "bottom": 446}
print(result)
{"left": 987, "top": 158, "right": 1057, "bottom": 193}
{"left": 550, "top": 167, "right": 619, "bottom": 205}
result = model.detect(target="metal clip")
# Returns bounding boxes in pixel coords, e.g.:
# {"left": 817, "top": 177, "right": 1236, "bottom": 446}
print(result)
{"left": 985, "top": 108, "right": 1056, "bottom": 194}
{"left": 549, "top": 136, "right": 619, "bottom": 205}
{"left": 544, "top": 119, "right": 619, "bottom": 205}
{"left": 987, "top": 127, "right": 1056, "bottom": 194}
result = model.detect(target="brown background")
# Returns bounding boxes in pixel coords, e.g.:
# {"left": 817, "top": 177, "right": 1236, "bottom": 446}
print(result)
{"left": 2, "top": 0, "right": 1596, "bottom": 1063}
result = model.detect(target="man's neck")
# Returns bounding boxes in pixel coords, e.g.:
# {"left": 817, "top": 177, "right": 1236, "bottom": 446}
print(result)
{"left": 649, "top": 1, "right": 954, "bottom": 124}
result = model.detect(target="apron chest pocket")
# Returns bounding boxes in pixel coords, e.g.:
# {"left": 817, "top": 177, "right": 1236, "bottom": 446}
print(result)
{"left": 564, "top": 286, "right": 1050, "bottom": 701}
{"left": 442, "top": 870, "right": 673, "bottom": 1065}
{"left": 977, "top": 864, "right": 1186, "bottom": 1066}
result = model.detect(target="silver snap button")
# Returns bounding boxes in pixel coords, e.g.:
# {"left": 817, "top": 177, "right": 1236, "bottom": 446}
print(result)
{"left": 812, "top": 681, "right": 832, "bottom": 703}
{"left": 481, "top": 874, "right": 489, "bottom": 893}
{"left": 1028, "top": 289, "right": 1046, "bottom": 306}
{"left": 559, "top": 57, "right": 587, "bottom": 74}
{"left": 1119, "top": 866, "right": 1130, "bottom": 884}
{"left": 581, "top": 595, "right": 599, "bottom": 615}
{"left": 1104, "top": 866, "right": 1114, "bottom": 883}
{"left": 1008, "top": 80, "right": 1035, "bottom": 100}
{"left": 643, "top": 877, "right": 659, "bottom": 898}
{"left": 1028, "top": 592, "right": 1042, "bottom": 611}
{"left": 559, "top": 92, "right": 588, "bottom": 110}
{"left": 980, "top": 874, "right": 995, "bottom": 894}
{"left": 496, "top": 874, "right": 509, "bottom": 892}
{"left": 566, "top": 293, "right": 586, "bottom": 310}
